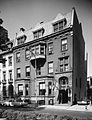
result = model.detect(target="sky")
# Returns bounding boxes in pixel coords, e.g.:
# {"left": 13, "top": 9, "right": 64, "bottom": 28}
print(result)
{"left": 0, "top": 0, "right": 92, "bottom": 76}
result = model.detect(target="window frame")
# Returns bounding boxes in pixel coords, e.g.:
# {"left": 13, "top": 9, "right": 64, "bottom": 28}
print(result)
{"left": 48, "top": 61, "right": 53, "bottom": 74}
{"left": 3, "top": 71, "right": 6, "bottom": 80}
{"left": 39, "top": 82, "right": 46, "bottom": 95}
{"left": 8, "top": 56, "right": 12, "bottom": 66}
{"left": 61, "top": 38, "right": 68, "bottom": 51}
{"left": 59, "top": 56, "right": 69, "bottom": 72}
{"left": 25, "top": 48, "right": 30, "bottom": 60}
{"left": 25, "top": 66, "right": 30, "bottom": 77}
{"left": 9, "top": 70, "right": 12, "bottom": 80}
{"left": 48, "top": 42, "right": 53, "bottom": 55}
{"left": 16, "top": 68, "right": 21, "bottom": 78}
{"left": 16, "top": 52, "right": 20, "bottom": 63}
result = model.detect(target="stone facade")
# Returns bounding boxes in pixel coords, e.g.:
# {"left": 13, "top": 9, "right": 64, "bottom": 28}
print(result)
{"left": 0, "top": 8, "right": 87, "bottom": 105}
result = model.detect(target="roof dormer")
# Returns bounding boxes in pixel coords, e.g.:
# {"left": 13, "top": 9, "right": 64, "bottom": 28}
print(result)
{"left": 52, "top": 13, "right": 67, "bottom": 32}
{"left": 32, "top": 22, "right": 45, "bottom": 39}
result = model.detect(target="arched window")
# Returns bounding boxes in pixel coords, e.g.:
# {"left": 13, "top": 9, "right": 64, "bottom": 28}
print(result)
{"left": 59, "top": 76, "right": 68, "bottom": 89}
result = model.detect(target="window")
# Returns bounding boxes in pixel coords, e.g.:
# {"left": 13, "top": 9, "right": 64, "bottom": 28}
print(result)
{"left": 8, "top": 56, "right": 12, "bottom": 66}
{"left": 16, "top": 68, "right": 21, "bottom": 78}
{"left": 48, "top": 82, "right": 52, "bottom": 95}
{"left": 3, "top": 71, "right": 6, "bottom": 80}
{"left": 3, "top": 59, "right": 6, "bottom": 67}
{"left": 18, "top": 84, "right": 23, "bottom": 96}
{"left": 3, "top": 85, "right": 7, "bottom": 97}
{"left": 90, "top": 78, "right": 92, "bottom": 85}
{"left": 35, "top": 46, "right": 39, "bottom": 55}
{"left": 40, "top": 45, "right": 44, "bottom": 55}
{"left": 25, "top": 48, "right": 30, "bottom": 60}
{"left": 36, "top": 67, "right": 41, "bottom": 75}
{"left": 34, "top": 29, "right": 44, "bottom": 39}
{"left": 48, "top": 42, "right": 53, "bottom": 55}
{"left": 25, "top": 84, "right": 28, "bottom": 96}
{"left": 31, "top": 47, "right": 36, "bottom": 57}
{"left": 60, "top": 65, "right": 63, "bottom": 72}
{"left": 25, "top": 66, "right": 30, "bottom": 77}
{"left": 9, "top": 70, "right": 12, "bottom": 80}
{"left": 48, "top": 62, "right": 53, "bottom": 74}
{"left": 61, "top": 39, "right": 68, "bottom": 51}
{"left": 39, "top": 82, "right": 46, "bottom": 95}
{"left": 59, "top": 57, "right": 69, "bottom": 72}
{"left": 17, "top": 35, "right": 26, "bottom": 45}
{"left": 64, "top": 64, "right": 68, "bottom": 71}
{"left": 59, "top": 77, "right": 68, "bottom": 89}
{"left": 53, "top": 23, "right": 58, "bottom": 32}
{"left": 16, "top": 52, "right": 20, "bottom": 62}
{"left": 53, "top": 19, "right": 66, "bottom": 32}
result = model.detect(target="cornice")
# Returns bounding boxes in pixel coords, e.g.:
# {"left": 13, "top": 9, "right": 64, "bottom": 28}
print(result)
{"left": 13, "top": 27, "right": 72, "bottom": 50}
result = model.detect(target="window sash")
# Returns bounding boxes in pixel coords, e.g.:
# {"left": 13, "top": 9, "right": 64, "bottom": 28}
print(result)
{"left": 17, "top": 68, "right": 21, "bottom": 78}
{"left": 25, "top": 49, "right": 30, "bottom": 59}
{"left": 61, "top": 39, "right": 67, "bottom": 51}
{"left": 48, "top": 43, "right": 53, "bottom": 54}
{"left": 8, "top": 56, "right": 12, "bottom": 66}
{"left": 39, "top": 82, "right": 45, "bottom": 95}
{"left": 9, "top": 70, "right": 12, "bottom": 80}
{"left": 48, "top": 62, "right": 53, "bottom": 73}
{"left": 16, "top": 53, "right": 20, "bottom": 62}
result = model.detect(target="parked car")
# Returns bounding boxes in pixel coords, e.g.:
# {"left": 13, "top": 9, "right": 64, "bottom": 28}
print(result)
{"left": 12, "top": 99, "right": 28, "bottom": 107}
{"left": 77, "top": 100, "right": 90, "bottom": 105}
{"left": 3, "top": 99, "right": 15, "bottom": 106}
{"left": 0, "top": 100, "right": 5, "bottom": 106}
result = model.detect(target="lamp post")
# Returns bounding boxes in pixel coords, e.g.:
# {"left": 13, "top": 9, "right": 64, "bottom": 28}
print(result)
{"left": 30, "top": 49, "right": 37, "bottom": 103}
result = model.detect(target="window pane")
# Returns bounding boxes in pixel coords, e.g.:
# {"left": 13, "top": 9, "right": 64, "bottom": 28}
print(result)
{"left": 48, "top": 62, "right": 53, "bottom": 73}
{"left": 35, "top": 46, "right": 39, "bottom": 55}
{"left": 61, "top": 39, "right": 67, "bottom": 51}
{"left": 39, "top": 82, "right": 45, "bottom": 95}
{"left": 18, "top": 84, "right": 23, "bottom": 96}
{"left": 8, "top": 56, "right": 12, "bottom": 66}
{"left": 59, "top": 21, "right": 63, "bottom": 30}
{"left": 25, "top": 49, "right": 30, "bottom": 60}
{"left": 53, "top": 23, "right": 58, "bottom": 32}
{"left": 26, "top": 66, "right": 30, "bottom": 77}
{"left": 40, "top": 45, "right": 44, "bottom": 55}
{"left": 16, "top": 52, "right": 20, "bottom": 62}
{"left": 48, "top": 43, "right": 53, "bottom": 55}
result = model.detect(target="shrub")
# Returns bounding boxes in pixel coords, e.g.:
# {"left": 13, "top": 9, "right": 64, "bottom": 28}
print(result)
{"left": 2, "top": 109, "right": 15, "bottom": 120}
{"left": 0, "top": 109, "right": 5, "bottom": 118}
{"left": 60, "top": 115, "right": 73, "bottom": 120}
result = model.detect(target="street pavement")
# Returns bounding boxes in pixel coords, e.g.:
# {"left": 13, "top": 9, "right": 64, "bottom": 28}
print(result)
{"left": 38, "top": 104, "right": 92, "bottom": 112}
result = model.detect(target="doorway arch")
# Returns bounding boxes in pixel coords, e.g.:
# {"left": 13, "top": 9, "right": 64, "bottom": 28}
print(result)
{"left": 58, "top": 76, "right": 68, "bottom": 104}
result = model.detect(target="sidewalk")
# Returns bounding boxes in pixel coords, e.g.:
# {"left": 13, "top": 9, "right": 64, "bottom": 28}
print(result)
{"left": 38, "top": 104, "right": 92, "bottom": 112}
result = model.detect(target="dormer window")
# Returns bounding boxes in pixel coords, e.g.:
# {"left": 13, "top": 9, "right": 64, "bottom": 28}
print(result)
{"left": 17, "top": 35, "right": 26, "bottom": 45}
{"left": 33, "top": 28, "right": 44, "bottom": 39}
{"left": 53, "top": 18, "right": 67, "bottom": 32}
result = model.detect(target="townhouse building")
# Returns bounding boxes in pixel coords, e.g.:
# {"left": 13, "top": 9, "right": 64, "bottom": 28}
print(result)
{"left": 0, "top": 48, "right": 14, "bottom": 99}
{"left": 12, "top": 8, "right": 87, "bottom": 105}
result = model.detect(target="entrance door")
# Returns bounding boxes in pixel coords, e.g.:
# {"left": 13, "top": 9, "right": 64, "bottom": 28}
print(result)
{"left": 59, "top": 77, "right": 68, "bottom": 104}
{"left": 59, "top": 89, "right": 68, "bottom": 104}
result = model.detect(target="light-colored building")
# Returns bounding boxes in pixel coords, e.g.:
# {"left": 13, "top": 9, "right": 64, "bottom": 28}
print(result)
{"left": 0, "top": 49, "right": 14, "bottom": 99}
{"left": 12, "top": 8, "right": 87, "bottom": 105}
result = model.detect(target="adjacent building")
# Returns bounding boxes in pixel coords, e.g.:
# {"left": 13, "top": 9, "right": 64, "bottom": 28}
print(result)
{"left": 0, "top": 8, "right": 87, "bottom": 105}
{"left": 0, "top": 48, "right": 14, "bottom": 99}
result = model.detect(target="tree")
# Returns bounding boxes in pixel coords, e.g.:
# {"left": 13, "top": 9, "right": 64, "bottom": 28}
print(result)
{"left": 0, "top": 18, "right": 12, "bottom": 63}
{"left": 0, "top": 18, "right": 10, "bottom": 51}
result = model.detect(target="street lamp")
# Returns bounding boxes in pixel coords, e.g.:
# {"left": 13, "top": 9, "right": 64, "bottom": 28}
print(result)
{"left": 30, "top": 49, "right": 37, "bottom": 103}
